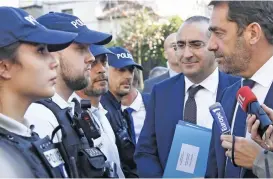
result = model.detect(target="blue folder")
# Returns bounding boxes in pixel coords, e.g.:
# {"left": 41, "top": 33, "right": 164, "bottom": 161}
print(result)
{"left": 163, "top": 121, "right": 212, "bottom": 178}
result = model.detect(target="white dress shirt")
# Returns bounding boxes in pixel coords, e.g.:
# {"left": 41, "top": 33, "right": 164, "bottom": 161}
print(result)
{"left": 169, "top": 68, "right": 179, "bottom": 78}
{"left": 183, "top": 68, "right": 219, "bottom": 129}
{"left": 121, "top": 90, "right": 146, "bottom": 143}
{"left": 231, "top": 56, "right": 273, "bottom": 139}
{"left": 69, "top": 93, "right": 125, "bottom": 178}
{"left": 25, "top": 93, "right": 75, "bottom": 142}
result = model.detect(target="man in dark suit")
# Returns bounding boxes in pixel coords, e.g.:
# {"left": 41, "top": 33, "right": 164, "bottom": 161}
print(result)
{"left": 135, "top": 16, "right": 239, "bottom": 177}
{"left": 206, "top": 1, "right": 273, "bottom": 178}
{"left": 143, "top": 33, "right": 182, "bottom": 93}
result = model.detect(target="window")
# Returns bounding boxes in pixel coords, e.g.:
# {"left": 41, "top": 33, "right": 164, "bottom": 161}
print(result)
{"left": 61, "top": 9, "right": 73, "bottom": 15}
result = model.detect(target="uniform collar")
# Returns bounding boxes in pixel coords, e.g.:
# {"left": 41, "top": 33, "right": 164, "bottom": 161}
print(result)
{"left": 91, "top": 103, "right": 108, "bottom": 115}
{"left": 52, "top": 92, "right": 73, "bottom": 109}
{"left": 104, "top": 91, "right": 121, "bottom": 109}
{"left": 0, "top": 113, "right": 32, "bottom": 137}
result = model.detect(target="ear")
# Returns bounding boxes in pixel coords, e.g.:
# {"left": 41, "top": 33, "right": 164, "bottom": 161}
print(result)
{"left": 245, "top": 22, "right": 262, "bottom": 45}
{"left": 0, "top": 60, "right": 14, "bottom": 80}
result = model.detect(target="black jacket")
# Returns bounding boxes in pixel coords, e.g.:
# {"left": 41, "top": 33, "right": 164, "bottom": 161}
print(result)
{"left": 101, "top": 91, "right": 138, "bottom": 178}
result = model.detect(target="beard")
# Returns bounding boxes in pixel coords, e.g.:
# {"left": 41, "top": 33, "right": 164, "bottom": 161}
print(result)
{"left": 83, "top": 74, "right": 108, "bottom": 97}
{"left": 115, "top": 84, "right": 131, "bottom": 97}
{"left": 83, "top": 83, "right": 108, "bottom": 97}
{"left": 59, "top": 59, "right": 89, "bottom": 91}
{"left": 216, "top": 35, "right": 251, "bottom": 76}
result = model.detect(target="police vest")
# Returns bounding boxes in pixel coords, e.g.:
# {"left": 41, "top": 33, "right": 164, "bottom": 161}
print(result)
{"left": 101, "top": 92, "right": 138, "bottom": 177}
{"left": 0, "top": 127, "right": 65, "bottom": 178}
{"left": 36, "top": 99, "right": 107, "bottom": 178}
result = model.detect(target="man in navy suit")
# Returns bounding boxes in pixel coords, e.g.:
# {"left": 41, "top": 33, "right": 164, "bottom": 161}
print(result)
{"left": 135, "top": 16, "right": 239, "bottom": 178}
{"left": 206, "top": 1, "right": 273, "bottom": 178}
{"left": 143, "top": 33, "right": 182, "bottom": 93}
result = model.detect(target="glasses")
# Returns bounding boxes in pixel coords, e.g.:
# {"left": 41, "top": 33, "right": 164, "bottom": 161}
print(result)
{"left": 176, "top": 40, "right": 206, "bottom": 51}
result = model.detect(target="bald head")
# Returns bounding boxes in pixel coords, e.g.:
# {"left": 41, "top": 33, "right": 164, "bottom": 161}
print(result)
{"left": 163, "top": 32, "right": 180, "bottom": 73}
{"left": 164, "top": 33, "right": 177, "bottom": 51}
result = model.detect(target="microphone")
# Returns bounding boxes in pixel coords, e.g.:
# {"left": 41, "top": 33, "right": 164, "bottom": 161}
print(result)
{"left": 209, "top": 102, "right": 231, "bottom": 134}
{"left": 236, "top": 86, "right": 273, "bottom": 137}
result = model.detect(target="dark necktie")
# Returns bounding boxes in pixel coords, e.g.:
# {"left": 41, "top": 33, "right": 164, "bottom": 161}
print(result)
{"left": 225, "top": 79, "right": 255, "bottom": 178}
{"left": 184, "top": 85, "right": 204, "bottom": 124}
{"left": 124, "top": 107, "right": 136, "bottom": 144}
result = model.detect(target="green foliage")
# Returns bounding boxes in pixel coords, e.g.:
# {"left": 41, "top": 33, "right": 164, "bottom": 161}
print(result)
{"left": 110, "top": 9, "right": 183, "bottom": 79}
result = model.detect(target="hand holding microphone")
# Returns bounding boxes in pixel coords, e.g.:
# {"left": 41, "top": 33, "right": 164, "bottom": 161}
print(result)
{"left": 247, "top": 104, "right": 273, "bottom": 151}
{"left": 236, "top": 86, "right": 273, "bottom": 137}
{"left": 209, "top": 102, "right": 262, "bottom": 169}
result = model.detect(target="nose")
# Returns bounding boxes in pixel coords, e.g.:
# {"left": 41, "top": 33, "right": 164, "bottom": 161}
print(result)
{"left": 207, "top": 34, "right": 218, "bottom": 52}
{"left": 183, "top": 45, "right": 193, "bottom": 59}
{"left": 124, "top": 69, "right": 133, "bottom": 80}
{"left": 96, "top": 61, "right": 107, "bottom": 74}
{"left": 49, "top": 54, "right": 58, "bottom": 70}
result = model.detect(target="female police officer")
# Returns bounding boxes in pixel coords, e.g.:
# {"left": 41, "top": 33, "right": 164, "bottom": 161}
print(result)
{"left": 0, "top": 7, "right": 77, "bottom": 177}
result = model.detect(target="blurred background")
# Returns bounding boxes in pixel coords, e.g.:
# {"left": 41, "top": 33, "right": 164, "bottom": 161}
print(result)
{"left": 1, "top": 0, "right": 211, "bottom": 83}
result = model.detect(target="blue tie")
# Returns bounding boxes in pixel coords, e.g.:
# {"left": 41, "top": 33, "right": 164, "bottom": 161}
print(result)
{"left": 225, "top": 79, "right": 255, "bottom": 178}
{"left": 125, "top": 107, "right": 136, "bottom": 144}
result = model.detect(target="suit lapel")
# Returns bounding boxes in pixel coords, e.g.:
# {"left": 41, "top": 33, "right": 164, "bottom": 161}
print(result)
{"left": 216, "top": 72, "right": 227, "bottom": 101}
{"left": 159, "top": 75, "right": 185, "bottom": 168}
{"left": 223, "top": 82, "right": 241, "bottom": 129}
{"left": 216, "top": 82, "right": 240, "bottom": 177}
{"left": 172, "top": 74, "right": 185, "bottom": 123}
{"left": 264, "top": 82, "right": 273, "bottom": 108}
{"left": 216, "top": 72, "right": 232, "bottom": 101}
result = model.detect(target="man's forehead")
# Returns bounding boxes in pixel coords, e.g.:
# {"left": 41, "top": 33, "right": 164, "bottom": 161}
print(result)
{"left": 177, "top": 22, "right": 209, "bottom": 41}
{"left": 95, "top": 54, "right": 107, "bottom": 60}
{"left": 164, "top": 33, "right": 177, "bottom": 47}
{"left": 110, "top": 65, "right": 134, "bottom": 71}
{"left": 209, "top": 3, "right": 228, "bottom": 28}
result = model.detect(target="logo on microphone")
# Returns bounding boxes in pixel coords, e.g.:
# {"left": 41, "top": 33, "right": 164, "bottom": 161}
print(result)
{"left": 213, "top": 107, "right": 228, "bottom": 132}
{"left": 237, "top": 94, "right": 245, "bottom": 108}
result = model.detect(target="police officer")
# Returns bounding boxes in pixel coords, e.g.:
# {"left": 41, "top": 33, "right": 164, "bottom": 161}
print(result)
{"left": 101, "top": 47, "right": 143, "bottom": 177}
{"left": 71, "top": 45, "right": 125, "bottom": 178}
{"left": 25, "top": 12, "right": 112, "bottom": 178}
{"left": 0, "top": 7, "right": 77, "bottom": 177}
{"left": 0, "top": 141, "right": 34, "bottom": 177}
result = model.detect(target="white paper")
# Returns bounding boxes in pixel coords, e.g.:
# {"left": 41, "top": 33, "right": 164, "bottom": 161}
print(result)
{"left": 176, "top": 143, "right": 199, "bottom": 174}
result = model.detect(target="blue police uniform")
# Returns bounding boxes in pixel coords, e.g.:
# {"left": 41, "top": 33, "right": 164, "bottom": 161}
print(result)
{"left": 0, "top": 6, "right": 77, "bottom": 177}
{"left": 100, "top": 46, "right": 143, "bottom": 178}
{"left": 25, "top": 12, "right": 114, "bottom": 178}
